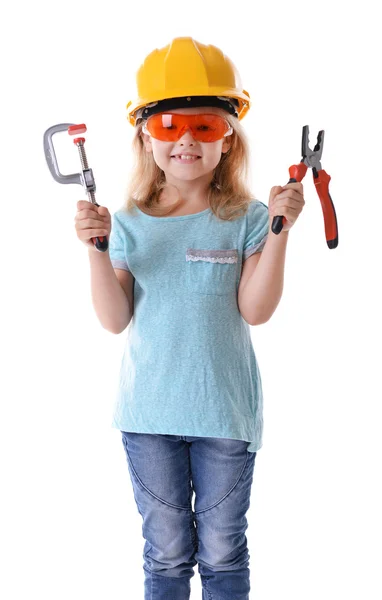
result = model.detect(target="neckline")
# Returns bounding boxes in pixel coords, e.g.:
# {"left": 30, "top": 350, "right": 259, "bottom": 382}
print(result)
{"left": 134, "top": 205, "right": 212, "bottom": 221}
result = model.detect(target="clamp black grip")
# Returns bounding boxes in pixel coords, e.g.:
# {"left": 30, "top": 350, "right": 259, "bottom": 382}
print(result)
{"left": 93, "top": 202, "right": 109, "bottom": 252}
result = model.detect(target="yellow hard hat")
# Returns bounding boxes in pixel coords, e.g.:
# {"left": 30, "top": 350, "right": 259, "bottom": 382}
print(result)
{"left": 126, "top": 37, "right": 251, "bottom": 126}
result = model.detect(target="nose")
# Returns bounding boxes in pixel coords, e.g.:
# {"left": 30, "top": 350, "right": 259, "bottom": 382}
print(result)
{"left": 178, "top": 127, "right": 196, "bottom": 143}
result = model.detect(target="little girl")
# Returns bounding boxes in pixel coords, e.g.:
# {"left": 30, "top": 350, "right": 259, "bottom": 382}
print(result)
{"left": 75, "top": 37, "right": 304, "bottom": 600}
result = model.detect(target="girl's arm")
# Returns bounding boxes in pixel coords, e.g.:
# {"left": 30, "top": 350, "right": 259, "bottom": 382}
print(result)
{"left": 238, "top": 230, "right": 289, "bottom": 325}
{"left": 88, "top": 249, "right": 133, "bottom": 333}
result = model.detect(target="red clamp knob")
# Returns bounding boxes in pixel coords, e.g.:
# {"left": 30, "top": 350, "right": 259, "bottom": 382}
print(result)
{"left": 68, "top": 124, "right": 87, "bottom": 145}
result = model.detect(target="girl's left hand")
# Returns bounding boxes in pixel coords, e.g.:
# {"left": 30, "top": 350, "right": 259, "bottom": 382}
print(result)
{"left": 268, "top": 182, "right": 305, "bottom": 233}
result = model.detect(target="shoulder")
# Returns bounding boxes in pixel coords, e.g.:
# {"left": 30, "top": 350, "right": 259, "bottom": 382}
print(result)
{"left": 113, "top": 206, "right": 136, "bottom": 220}
{"left": 112, "top": 207, "right": 138, "bottom": 229}
{"left": 244, "top": 199, "right": 269, "bottom": 224}
{"left": 246, "top": 199, "right": 269, "bottom": 214}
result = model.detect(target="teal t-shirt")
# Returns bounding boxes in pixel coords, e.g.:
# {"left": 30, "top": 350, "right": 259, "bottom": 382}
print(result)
{"left": 108, "top": 200, "right": 269, "bottom": 452}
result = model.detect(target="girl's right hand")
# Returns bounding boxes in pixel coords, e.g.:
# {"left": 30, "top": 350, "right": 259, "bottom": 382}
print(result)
{"left": 75, "top": 200, "right": 111, "bottom": 251}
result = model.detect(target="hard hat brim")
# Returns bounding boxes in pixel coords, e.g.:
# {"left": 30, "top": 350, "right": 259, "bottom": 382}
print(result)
{"left": 127, "top": 88, "right": 251, "bottom": 126}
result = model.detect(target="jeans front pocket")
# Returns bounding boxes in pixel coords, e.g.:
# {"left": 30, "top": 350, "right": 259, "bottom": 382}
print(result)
{"left": 186, "top": 248, "right": 239, "bottom": 295}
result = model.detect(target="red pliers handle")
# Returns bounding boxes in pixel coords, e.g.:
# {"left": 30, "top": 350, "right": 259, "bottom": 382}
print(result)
{"left": 271, "top": 126, "right": 339, "bottom": 249}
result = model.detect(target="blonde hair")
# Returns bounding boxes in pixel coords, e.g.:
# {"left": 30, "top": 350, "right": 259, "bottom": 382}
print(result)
{"left": 122, "top": 110, "right": 256, "bottom": 221}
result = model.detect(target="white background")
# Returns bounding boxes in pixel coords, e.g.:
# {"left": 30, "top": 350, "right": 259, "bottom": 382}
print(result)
{"left": 1, "top": 1, "right": 381, "bottom": 598}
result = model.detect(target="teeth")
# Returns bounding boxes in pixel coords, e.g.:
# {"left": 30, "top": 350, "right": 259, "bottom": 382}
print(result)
{"left": 175, "top": 155, "right": 198, "bottom": 160}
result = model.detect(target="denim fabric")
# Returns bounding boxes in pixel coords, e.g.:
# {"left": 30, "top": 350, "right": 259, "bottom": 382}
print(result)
{"left": 121, "top": 431, "right": 257, "bottom": 600}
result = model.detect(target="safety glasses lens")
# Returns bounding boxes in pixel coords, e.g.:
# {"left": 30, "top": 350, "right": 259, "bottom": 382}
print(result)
{"left": 144, "top": 113, "right": 232, "bottom": 142}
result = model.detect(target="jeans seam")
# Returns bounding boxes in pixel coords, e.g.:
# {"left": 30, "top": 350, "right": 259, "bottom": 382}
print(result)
{"left": 124, "top": 440, "right": 195, "bottom": 511}
{"left": 194, "top": 451, "right": 250, "bottom": 515}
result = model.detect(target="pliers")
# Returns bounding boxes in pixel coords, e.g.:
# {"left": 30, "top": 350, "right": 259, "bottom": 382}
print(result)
{"left": 271, "top": 125, "right": 338, "bottom": 249}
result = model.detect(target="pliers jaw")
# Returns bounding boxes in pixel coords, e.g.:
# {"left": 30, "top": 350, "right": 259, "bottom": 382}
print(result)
{"left": 302, "top": 125, "right": 324, "bottom": 172}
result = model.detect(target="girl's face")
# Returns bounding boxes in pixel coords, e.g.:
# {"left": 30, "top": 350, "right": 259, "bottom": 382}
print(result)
{"left": 141, "top": 106, "right": 232, "bottom": 184}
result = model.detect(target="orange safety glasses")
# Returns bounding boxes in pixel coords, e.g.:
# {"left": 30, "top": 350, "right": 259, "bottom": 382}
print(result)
{"left": 142, "top": 113, "right": 233, "bottom": 143}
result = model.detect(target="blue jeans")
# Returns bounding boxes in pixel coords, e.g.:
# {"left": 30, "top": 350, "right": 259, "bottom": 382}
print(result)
{"left": 121, "top": 432, "right": 257, "bottom": 599}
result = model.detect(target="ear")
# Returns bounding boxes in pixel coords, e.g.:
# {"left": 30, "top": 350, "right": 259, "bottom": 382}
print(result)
{"left": 221, "top": 135, "right": 232, "bottom": 154}
{"left": 140, "top": 131, "right": 153, "bottom": 153}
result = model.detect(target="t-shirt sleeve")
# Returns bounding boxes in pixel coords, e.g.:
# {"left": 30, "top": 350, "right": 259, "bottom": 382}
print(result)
{"left": 108, "top": 212, "right": 130, "bottom": 272}
{"left": 243, "top": 200, "right": 269, "bottom": 260}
